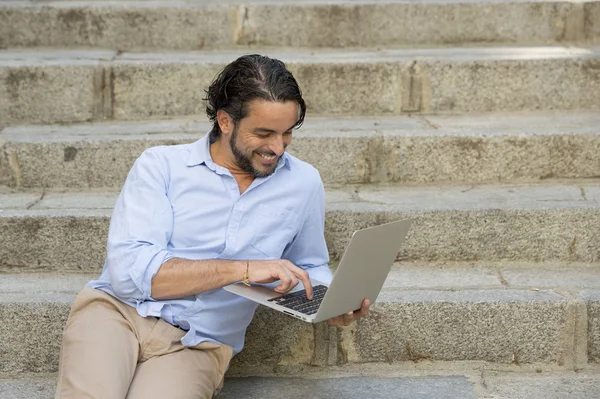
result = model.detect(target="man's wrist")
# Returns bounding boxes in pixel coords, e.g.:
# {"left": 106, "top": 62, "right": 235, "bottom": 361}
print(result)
{"left": 242, "top": 260, "right": 251, "bottom": 286}
{"left": 232, "top": 260, "right": 248, "bottom": 283}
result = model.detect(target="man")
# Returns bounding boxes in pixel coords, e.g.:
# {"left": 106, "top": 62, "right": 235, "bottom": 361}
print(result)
{"left": 55, "top": 54, "right": 370, "bottom": 398}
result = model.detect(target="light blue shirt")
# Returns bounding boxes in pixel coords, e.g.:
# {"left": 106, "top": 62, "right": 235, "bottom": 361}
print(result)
{"left": 88, "top": 133, "right": 332, "bottom": 355}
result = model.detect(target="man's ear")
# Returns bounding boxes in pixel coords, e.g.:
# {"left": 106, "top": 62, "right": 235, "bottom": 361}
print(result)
{"left": 216, "top": 110, "right": 233, "bottom": 135}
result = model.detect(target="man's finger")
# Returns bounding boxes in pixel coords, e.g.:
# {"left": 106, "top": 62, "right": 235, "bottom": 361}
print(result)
{"left": 285, "top": 262, "right": 313, "bottom": 300}
{"left": 326, "top": 299, "right": 372, "bottom": 327}
{"left": 343, "top": 311, "right": 354, "bottom": 326}
{"left": 327, "top": 315, "right": 345, "bottom": 327}
{"left": 355, "top": 298, "right": 371, "bottom": 317}
{"left": 275, "top": 267, "right": 296, "bottom": 293}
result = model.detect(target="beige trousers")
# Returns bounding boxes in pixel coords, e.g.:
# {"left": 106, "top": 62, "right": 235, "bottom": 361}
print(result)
{"left": 55, "top": 287, "right": 233, "bottom": 399}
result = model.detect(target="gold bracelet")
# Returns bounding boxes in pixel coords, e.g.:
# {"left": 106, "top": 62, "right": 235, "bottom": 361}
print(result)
{"left": 242, "top": 260, "right": 250, "bottom": 286}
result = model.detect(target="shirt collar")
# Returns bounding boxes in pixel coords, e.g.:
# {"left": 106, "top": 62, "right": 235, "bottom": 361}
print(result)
{"left": 186, "top": 134, "right": 210, "bottom": 167}
{"left": 186, "top": 133, "right": 291, "bottom": 172}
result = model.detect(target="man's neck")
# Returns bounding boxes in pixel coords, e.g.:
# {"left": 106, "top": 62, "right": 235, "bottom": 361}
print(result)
{"left": 209, "top": 139, "right": 255, "bottom": 194}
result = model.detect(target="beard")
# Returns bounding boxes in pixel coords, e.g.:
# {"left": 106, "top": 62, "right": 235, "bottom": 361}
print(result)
{"left": 229, "top": 126, "right": 279, "bottom": 178}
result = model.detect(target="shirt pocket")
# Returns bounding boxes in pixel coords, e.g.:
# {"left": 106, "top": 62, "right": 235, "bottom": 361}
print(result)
{"left": 251, "top": 204, "right": 299, "bottom": 259}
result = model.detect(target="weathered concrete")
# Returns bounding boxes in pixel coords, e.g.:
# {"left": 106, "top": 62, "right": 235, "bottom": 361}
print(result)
{"left": 582, "top": 290, "right": 600, "bottom": 363}
{"left": 0, "top": 376, "right": 56, "bottom": 399}
{"left": 1, "top": 112, "right": 599, "bottom": 188}
{"left": 325, "top": 183, "right": 600, "bottom": 263}
{"left": 0, "top": 375, "right": 473, "bottom": 399}
{"left": 290, "top": 61, "right": 403, "bottom": 115}
{"left": 421, "top": 56, "right": 600, "bottom": 113}
{"left": 1, "top": 183, "right": 599, "bottom": 270}
{"left": 2, "top": 47, "right": 600, "bottom": 125}
{"left": 0, "top": 119, "right": 206, "bottom": 188}
{"left": 0, "top": 208, "right": 111, "bottom": 272}
{"left": 230, "top": 305, "right": 317, "bottom": 370}
{"left": 4, "top": 370, "right": 600, "bottom": 399}
{"left": 0, "top": 273, "right": 91, "bottom": 294}
{"left": 585, "top": 1, "right": 600, "bottom": 43}
{"left": 0, "top": 193, "right": 39, "bottom": 209}
{"left": 385, "top": 131, "right": 600, "bottom": 184}
{"left": 389, "top": 111, "right": 600, "bottom": 184}
{"left": 0, "top": 273, "right": 589, "bottom": 373}
{"left": 0, "top": 2, "right": 234, "bottom": 51}
{"left": 3, "top": 266, "right": 599, "bottom": 298}
{"left": 382, "top": 266, "right": 502, "bottom": 290}
{"left": 111, "top": 48, "right": 600, "bottom": 118}
{"left": 326, "top": 205, "right": 600, "bottom": 262}
{"left": 0, "top": 1, "right": 594, "bottom": 50}
{"left": 502, "top": 269, "right": 600, "bottom": 289}
{"left": 110, "top": 51, "right": 404, "bottom": 119}
{"left": 217, "top": 376, "right": 476, "bottom": 399}
{"left": 487, "top": 374, "right": 600, "bottom": 398}
{"left": 0, "top": 53, "right": 111, "bottom": 125}
{"left": 110, "top": 59, "right": 224, "bottom": 120}
{"left": 0, "top": 292, "right": 73, "bottom": 374}
{"left": 353, "top": 289, "right": 573, "bottom": 365}
{"left": 237, "top": 1, "right": 587, "bottom": 48}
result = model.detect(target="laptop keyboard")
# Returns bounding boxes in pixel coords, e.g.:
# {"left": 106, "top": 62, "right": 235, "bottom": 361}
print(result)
{"left": 267, "top": 285, "right": 328, "bottom": 315}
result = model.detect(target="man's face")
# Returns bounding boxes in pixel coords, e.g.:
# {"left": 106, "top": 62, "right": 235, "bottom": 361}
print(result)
{"left": 228, "top": 99, "right": 298, "bottom": 178}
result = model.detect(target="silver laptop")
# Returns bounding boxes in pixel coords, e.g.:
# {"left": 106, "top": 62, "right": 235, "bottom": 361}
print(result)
{"left": 224, "top": 218, "right": 413, "bottom": 323}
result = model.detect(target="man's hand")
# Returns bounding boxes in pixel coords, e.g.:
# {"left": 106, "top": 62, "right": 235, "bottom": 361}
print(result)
{"left": 325, "top": 299, "right": 370, "bottom": 327}
{"left": 248, "top": 259, "right": 313, "bottom": 300}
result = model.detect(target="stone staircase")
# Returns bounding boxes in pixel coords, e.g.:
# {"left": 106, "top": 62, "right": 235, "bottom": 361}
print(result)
{"left": 1, "top": 0, "right": 600, "bottom": 398}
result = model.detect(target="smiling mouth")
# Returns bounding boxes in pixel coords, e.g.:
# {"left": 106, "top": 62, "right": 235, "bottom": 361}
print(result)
{"left": 257, "top": 153, "right": 277, "bottom": 161}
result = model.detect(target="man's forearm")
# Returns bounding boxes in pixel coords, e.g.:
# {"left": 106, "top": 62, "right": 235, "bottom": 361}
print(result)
{"left": 151, "top": 258, "right": 246, "bottom": 300}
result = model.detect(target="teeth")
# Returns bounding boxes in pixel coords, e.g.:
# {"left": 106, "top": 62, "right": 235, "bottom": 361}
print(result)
{"left": 259, "top": 153, "right": 276, "bottom": 160}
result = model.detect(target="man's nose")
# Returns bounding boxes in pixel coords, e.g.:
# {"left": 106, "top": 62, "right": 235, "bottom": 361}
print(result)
{"left": 268, "top": 135, "right": 285, "bottom": 156}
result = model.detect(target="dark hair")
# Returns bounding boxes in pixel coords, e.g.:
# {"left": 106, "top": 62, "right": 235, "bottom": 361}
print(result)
{"left": 204, "top": 54, "right": 306, "bottom": 143}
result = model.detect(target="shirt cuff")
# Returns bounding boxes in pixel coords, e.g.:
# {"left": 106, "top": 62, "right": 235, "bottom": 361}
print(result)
{"left": 129, "top": 247, "right": 174, "bottom": 301}
{"left": 306, "top": 264, "right": 333, "bottom": 285}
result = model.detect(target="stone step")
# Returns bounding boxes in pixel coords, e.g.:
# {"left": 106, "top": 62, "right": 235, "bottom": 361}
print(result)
{"left": 0, "top": 374, "right": 479, "bottom": 399}
{"left": 2, "top": 370, "right": 600, "bottom": 399}
{"left": 1, "top": 271, "right": 599, "bottom": 374}
{"left": 2, "top": 112, "right": 599, "bottom": 188}
{"left": 1, "top": 182, "right": 599, "bottom": 271}
{"left": 1, "top": 47, "right": 600, "bottom": 126}
{"left": 2, "top": 0, "right": 599, "bottom": 51}
{"left": 4, "top": 263, "right": 600, "bottom": 294}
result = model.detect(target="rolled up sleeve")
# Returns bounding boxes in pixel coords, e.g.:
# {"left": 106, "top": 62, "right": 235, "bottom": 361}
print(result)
{"left": 106, "top": 149, "right": 174, "bottom": 302}
{"left": 283, "top": 176, "right": 333, "bottom": 284}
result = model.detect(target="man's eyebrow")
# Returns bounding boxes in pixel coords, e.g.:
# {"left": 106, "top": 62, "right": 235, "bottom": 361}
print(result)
{"left": 253, "top": 123, "right": 297, "bottom": 134}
